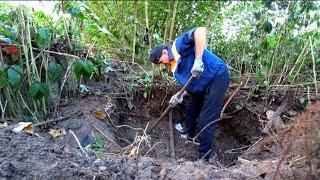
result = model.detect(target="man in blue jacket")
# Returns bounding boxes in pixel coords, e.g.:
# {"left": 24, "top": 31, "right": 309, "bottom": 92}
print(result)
{"left": 149, "top": 27, "right": 229, "bottom": 160}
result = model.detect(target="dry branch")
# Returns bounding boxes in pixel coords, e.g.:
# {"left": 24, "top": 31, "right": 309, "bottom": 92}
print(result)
{"left": 169, "top": 110, "right": 175, "bottom": 159}
{"left": 34, "top": 111, "right": 83, "bottom": 127}
{"left": 186, "top": 76, "right": 248, "bottom": 145}
{"left": 69, "top": 130, "right": 89, "bottom": 159}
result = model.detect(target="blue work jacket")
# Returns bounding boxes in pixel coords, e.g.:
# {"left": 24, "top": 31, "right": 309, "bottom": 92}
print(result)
{"left": 169, "top": 28, "right": 227, "bottom": 94}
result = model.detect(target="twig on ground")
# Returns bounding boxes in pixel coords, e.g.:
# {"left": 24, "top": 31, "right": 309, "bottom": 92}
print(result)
{"left": 115, "top": 111, "right": 151, "bottom": 118}
{"left": 110, "top": 119, "right": 145, "bottom": 131}
{"left": 144, "top": 130, "right": 165, "bottom": 157}
{"left": 69, "top": 130, "right": 89, "bottom": 159}
{"left": 136, "top": 122, "right": 150, "bottom": 155}
{"left": 34, "top": 111, "right": 83, "bottom": 127}
{"left": 91, "top": 124, "right": 116, "bottom": 144}
{"left": 200, "top": 149, "right": 212, "bottom": 161}
{"left": 246, "top": 137, "right": 263, "bottom": 152}
{"left": 225, "top": 145, "right": 252, "bottom": 154}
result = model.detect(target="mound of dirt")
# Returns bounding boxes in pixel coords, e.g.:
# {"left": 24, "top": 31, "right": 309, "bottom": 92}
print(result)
{"left": 0, "top": 125, "right": 280, "bottom": 179}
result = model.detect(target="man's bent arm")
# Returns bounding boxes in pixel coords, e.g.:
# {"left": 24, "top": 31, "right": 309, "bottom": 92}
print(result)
{"left": 194, "top": 27, "right": 207, "bottom": 60}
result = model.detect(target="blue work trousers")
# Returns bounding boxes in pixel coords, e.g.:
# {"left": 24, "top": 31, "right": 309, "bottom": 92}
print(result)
{"left": 184, "top": 69, "right": 229, "bottom": 156}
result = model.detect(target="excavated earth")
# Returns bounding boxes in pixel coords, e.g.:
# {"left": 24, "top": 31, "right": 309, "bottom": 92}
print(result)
{"left": 0, "top": 62, "right": 317, "bottom": 179}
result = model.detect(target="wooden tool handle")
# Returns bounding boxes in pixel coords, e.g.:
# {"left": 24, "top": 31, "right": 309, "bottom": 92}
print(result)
{"left": 147, "top": 75, "right": 195, "bottom": 133}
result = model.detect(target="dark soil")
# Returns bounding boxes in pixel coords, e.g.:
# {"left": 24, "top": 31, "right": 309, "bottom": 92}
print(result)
{"left": 0, "top": 61, "right": 315, "bottom": 179}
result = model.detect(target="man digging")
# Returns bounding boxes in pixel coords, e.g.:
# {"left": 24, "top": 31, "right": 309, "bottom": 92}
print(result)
{"left": 149, "top": 27, "right": 229, "bottom": 162}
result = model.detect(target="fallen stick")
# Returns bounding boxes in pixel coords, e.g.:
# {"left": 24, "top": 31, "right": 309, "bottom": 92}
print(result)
{"left": 69, "top": 130, "right": 89, "bottom": 159}
{"left": 169, "top": 110, "right": 175, "bottom": 159}
{"left": 34, "top": 111, "right": 83, "bottom": 127}
{"left": 91, "top": 124, "right": 116, "bottom": 144}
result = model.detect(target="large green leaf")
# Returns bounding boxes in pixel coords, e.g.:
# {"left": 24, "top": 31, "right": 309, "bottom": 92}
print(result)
{"left": 39, "top": 83, "right": 50, "bottom": 98}
{"left": 73, "top": 60, "right": 95, "bottom": 79}
{"left": 83, "top": 60, "right": 94, "bottom": 74}
{"left": 29, "top": 82, "right": 50, "bottom": 100}
{"left": 35, "top": 27, "right": 52, "bottom": 48}
{"left": 47, "top": 63, "right": 62, "bottom": 83}
{"left": 74, "top": 60, "right": 84, "bottom": 78}
{"left": 7, "top": 65, "right": 23, "bottom": 86}
{"left": 0, "top": 70, "right": 7, "bottom": 88}
{"left": 29, "top": 82, "right": 41, "bottom": 98}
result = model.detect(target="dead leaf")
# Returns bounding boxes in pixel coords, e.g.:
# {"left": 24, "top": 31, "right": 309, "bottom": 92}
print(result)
{"left": 93, "top": 109, "right": 106, "bottom": 120}
{"left": 257, "top": 161, "right": 273, "bottom": 175}
{"left": 128, "top": 146, "right": 138, "bottom": 157}
{"left": 13, "top": 122, "right": 34, "bottom": 135}
{"left": 159, "top": 167, "right": 167, "bottom": 180}
{"left": 264, "top": 110, "right": 285, "bottom": 133}
{"left": 49, "top": 128, "right": 66, "bottom": 138}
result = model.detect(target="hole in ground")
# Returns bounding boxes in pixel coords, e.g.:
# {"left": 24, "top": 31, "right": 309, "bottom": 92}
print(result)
{"left": 112, "top": 86, "right": 263, "bottom": 166}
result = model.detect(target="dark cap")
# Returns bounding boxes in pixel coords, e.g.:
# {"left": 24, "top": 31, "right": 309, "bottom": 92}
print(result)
{"left": 149, "top": 45, "right": 167, "bottom": 64}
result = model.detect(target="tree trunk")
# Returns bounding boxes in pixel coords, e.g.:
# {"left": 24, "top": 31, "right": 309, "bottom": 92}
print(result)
{"left": 168, "top": 0, "right": 179, "bottom": 43}
{"left": 132, "top": 0, "right": 138, "bottom": 63}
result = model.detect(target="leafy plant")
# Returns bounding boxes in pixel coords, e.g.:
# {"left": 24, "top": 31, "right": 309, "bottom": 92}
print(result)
{"left": 35, "top": 27, "right": 52, "bottom": 48}
{"left": 74, "top": 59, "right": 96, "bottom": 79}
{"left": 0, "top": 70, "right": 7, "bottom": 88}
{"left": 47, "top": 63, "right": 62, "bottom": 83}
{"left": 28, "top": 82, "right": 50, "bottom": 100}
{"left": 89, "top": 137, "right": 104, "bottom": 152}
{"left": 7, "top": 65, "right": 23, "bottom": 86}
{"left": 94, "top": 54, "right": 114, "bottom": 75}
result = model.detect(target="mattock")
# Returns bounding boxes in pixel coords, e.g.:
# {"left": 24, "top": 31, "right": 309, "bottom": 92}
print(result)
{"left": 146, "top": 75, "right": 195, "bottom": 133}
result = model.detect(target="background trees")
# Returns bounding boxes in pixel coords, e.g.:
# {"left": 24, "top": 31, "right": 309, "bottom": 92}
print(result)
{"left": 0, "top": 1, "right": 319, "bottom": 120}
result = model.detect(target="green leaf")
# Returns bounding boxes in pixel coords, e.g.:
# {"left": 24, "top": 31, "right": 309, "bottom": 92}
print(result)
{"left": 35, "top": 27, "right": 52, "bottom": 48}
{"left": 29, "top": 82, "right": 50, "bottom": 100}
{"left": 98, "top": 27, "right": 111, "bottom": 35}
{"left": 84, "top": 24, "right": 98, "bottom": 34}
{"left": 263, "top": 21, "right": 272, "bottom": 33}
{"left": 90, "top": 137, "right": 104, "bottom": 152}
{"left": 256, "top": 71, "right": 264, "bottom": 79}
{"left": 69, "top": 7, "right": 80, "bottom": 16}
{"left": 7, "top": 65, "right": 23, "bottom": 86}
{"left": 263, "top": 81, "right": 270, "bottom": 88}
{"left": 29, "top": 82, "right": 42, "bottom": 98}
{"left": 47, "top": 63, "right": 62, "bottom": 83}
{"left": 267, "top": 37, "right": 277, "bottom": 47}
{"left": 83, "top": 60, "right": 94, "bottom": 74}
{"left": 0, "top": 70, "right": 7, "bottom": 88}
{"left": 39, "top": 83, "right": 50, "bottom": 98}
{"left": 74, "top": 60, "right": 84, "bottom": 78}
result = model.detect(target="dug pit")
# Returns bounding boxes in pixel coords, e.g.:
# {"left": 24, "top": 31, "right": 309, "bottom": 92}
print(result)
{"left": 111, "top": 84, "right": 263, "bottom": 166}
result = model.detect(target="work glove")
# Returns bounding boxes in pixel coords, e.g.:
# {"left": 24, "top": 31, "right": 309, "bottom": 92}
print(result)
{"left": 169, "top": 92, "right": 185, "bottom": 107}
{"left": 191, "top": 58, "right": 204, "bottom": 77}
